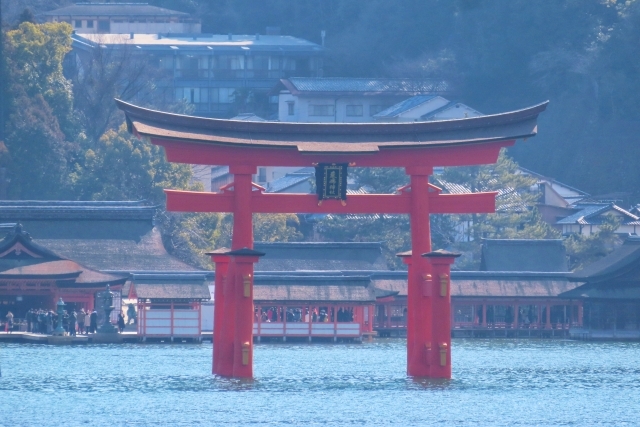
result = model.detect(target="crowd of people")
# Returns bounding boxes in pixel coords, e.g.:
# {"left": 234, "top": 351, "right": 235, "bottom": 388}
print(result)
{"left": 1, "top": 304, "right": 138, "bottom": 335}
{"left": 256, "top": 307, "right": 355, "bottom": 323}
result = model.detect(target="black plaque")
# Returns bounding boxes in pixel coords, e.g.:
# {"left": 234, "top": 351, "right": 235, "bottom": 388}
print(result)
{"left": 315, "top": 163, "right": 348, "bottom": 201}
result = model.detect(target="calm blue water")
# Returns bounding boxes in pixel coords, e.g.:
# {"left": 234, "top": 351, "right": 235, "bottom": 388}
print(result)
{"left": 0, "top": 339, "right": 639, "bottom": 426}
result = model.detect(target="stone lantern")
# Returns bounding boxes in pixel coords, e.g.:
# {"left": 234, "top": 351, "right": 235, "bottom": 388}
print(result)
{"left": 97, "top": 284, "right": 118, "bottom": 334}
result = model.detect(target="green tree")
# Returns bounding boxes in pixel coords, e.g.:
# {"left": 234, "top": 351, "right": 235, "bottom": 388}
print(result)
{"left": 565, "top": 215, "right": 622, "bottom": 271}
{"left": 2, "top": 21, "right": 77, "bottom": 199}
{"left": 73, "top": 123, "right": 193, "bottom": 204}
{"left": 5, "top": 22, "right": 74, "bottom": 131}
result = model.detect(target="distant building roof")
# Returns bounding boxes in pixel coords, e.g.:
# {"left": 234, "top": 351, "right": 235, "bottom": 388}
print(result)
{"left": 230, "top": 113, "right": 267, "bottom": 122}
{"left": 420, "top": 101, "right": 483, "bottom": 120}
{"left": 0, "top": 201, "right": 201, "bottom": 273}
{"left": 266, "top": 169, "right": 314, "bottom": 193}
{"left": 0, "top": 200, "right": 155, "bottom": 221}
{"left": 556, "top": 203, "right": 639, "bottom": 225}
{"left": 41, "top": 3, "right": 191, "bottom": 17}
{"left": 279, "top": 78, "right": 449, "bottom": 96}
{"left": 74, "top": 33, "right": 322, "bottom": 52}
{"left": 254, "top": 242, "right": 388, "bottom": 272}
{"left": 373, "top": 95, "right": 436, "bottom": 118}
{"left": 480, "top": 239, "right": 568, "bottom": 272}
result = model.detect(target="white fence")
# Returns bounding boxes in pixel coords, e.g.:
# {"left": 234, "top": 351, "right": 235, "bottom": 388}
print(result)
{"left": 139, "top": 308, "right": 201, "bottom": 338}
{"left": 253, "top": 322, "right": 361, "bottom": 338}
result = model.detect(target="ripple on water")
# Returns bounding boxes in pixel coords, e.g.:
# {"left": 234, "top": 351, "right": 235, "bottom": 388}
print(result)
{"left": 0, "top": 340, "right": 639, "bottom": 426}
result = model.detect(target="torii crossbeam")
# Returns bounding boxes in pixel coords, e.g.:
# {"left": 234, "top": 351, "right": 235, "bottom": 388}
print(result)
{"left": 117, "top": 99, "right": 547, "bottom": 379}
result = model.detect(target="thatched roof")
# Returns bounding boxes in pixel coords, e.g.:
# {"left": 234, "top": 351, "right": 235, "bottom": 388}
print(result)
{"left": 253, "top": 274, "right": 375, "bottom": 303}
{"left": 0, "top": 201, "right": 201, "bottom": 273}
{"left": 254, "top": 242, "right": 388, "bottom": 272}
{"left": 370, "top": 271, "right": 577, "bottom": 298}
{"left": 125, "top": 280, "right": 211, "bottom": 301}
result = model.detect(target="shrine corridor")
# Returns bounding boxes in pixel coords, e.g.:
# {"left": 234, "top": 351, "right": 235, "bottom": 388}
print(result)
{"left": 1, "top": 339, "right": 639, "bottom": 425}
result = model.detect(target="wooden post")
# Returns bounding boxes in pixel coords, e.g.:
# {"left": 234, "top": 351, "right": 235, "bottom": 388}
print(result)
{"left": 229, "top": 248, "right": 264, "bottom": 378}
{"left": 208, "top": 249, "right": 230, "bottom": 375}
{"left": 423, "top": 250, "right": 461, "bottom": 379}
{"left": 406, "top": 169, "right": 433, "bottom": 377}
{"left": 546, "top": 303, "right": 552, "bottom": 329}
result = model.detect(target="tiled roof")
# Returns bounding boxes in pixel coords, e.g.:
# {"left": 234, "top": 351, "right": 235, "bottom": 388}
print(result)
{"left": 284, "top": 78, "right": 449, "bottom": 94}
{"left": 0, "top": 200, "right": 155, "bottom": 221}
{"left": 569, "top": 236, "right": 640, "bottom": 281}
{"left": 556, "top": 203, "right": 639, "bottom": 225}
{"left": 266, "top": 171, "right": 313, "bottom": 193}
{"left": 42, "top": 3, "right": 191, "bottom": 17}
{"left": 480, "top": 239, "right": 568, "bottom": 272}
{"left": 373, "top": 95, "right": 436, "bottom": 118}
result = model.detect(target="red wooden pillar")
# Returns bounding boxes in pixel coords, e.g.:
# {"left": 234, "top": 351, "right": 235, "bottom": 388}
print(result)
{"left": 406, "top": 167, "right": 433, "bottom": 377}
{"left": 207, "top": 248, "right": 230, "bottom": 375}
{"left": 227, "top": 248, "right": 264, "bottom": 378}
{"left": 423, "top": 250, "right": 460, "bottom": 379}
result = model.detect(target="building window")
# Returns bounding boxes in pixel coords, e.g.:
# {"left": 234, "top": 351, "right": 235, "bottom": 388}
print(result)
{"left": 258, "top": 168, "right": 267, "bottom": 183}
{"left": 176, "top": 87, "right": 208, "bottom": 104}
{"left": 309, "top": 105, "right": 335, "bottom": 116}
{"left": 74, "top": 20, "right": 82, "bottom": 28}
{"left": 86, "top": 20, "right": 94, "bottom": 28}
{"left": 346, "top": 105, "right": 363, "bottom": 117}
{"left": 211, "top": 88, "right": 235, "bottom": 103}
{"left": 97, "top": 20, "right": 110, "bottom": 32}
{"left": 370, "top": 105, "right": 388, "bottom": 116}
{"left": 287, "top": 102, "right": 295, "bottom": 116}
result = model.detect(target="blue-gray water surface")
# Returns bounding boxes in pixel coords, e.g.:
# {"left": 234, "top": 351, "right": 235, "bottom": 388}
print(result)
{"left": 0, "top": 339, "right": 639, "bottom": 426}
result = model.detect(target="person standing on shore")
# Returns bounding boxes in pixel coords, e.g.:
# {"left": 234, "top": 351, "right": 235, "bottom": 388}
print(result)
{"left": 77, "top": 309, "right": 86, "bottom": 335}
{"left": 117, "top": 312, "right": 125, "bottom": 333}
{"left": 90, "top": 309, "right": 98, "bottom": 334}
{"left": 5, "top": 311, "right": 13, "bottom": 333}
{"left": 69, "top": 311, "right": 77, "bottom": 337}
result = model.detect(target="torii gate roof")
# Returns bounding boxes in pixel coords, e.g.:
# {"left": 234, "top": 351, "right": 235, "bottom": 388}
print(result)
{"left": 116, "top": 99, "right": 548, "bottom": 155}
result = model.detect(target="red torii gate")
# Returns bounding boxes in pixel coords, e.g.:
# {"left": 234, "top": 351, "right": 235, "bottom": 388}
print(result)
{"left": 117, "top": 99, "right": 547, "bottom": 379}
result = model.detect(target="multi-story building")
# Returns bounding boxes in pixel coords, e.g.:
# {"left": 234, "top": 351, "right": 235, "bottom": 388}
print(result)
{"left": 276, "top": 78, "right": 449, "bottom": 123}
{"left": 70, "top": 32, "right": 324, "bottom": 118}
{"left": 41, "top": 2, "right": 201, "bottom": 34}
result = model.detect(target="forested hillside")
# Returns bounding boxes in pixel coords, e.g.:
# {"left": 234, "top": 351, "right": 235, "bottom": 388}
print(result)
{"left": 1, "top": 0, "right": 639, "bottom": 269}
{"left": 150, "top": 0, "right": 640, "bottom": 200}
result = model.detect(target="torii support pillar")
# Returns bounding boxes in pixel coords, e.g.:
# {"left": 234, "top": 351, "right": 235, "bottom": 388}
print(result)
{"left": 423, "top": 250, "right": 461, "bottom": 378}
{"left": 207, "top": 248, "right": 230, "bottom": 375}
{"left": 406, "top": 167, "right": 433, "bottom": 377}
{"left": 226, "top": 247, "right": 264, "bottom": 378}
